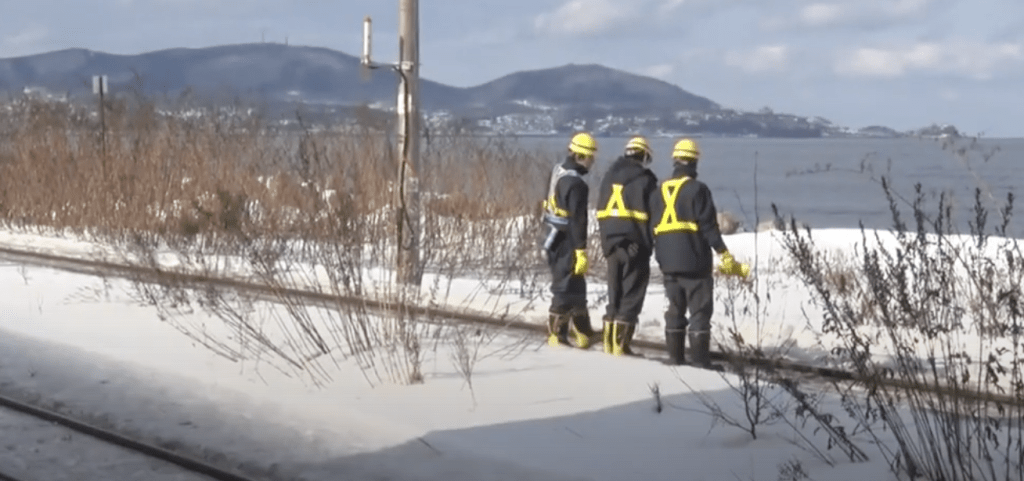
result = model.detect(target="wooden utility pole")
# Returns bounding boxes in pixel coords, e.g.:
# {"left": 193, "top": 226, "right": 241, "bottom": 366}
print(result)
{"left": 362, "top": 1, "right": 422, "bottom": 287}
{"left": 93, "top": 75, "right": 108, "bottom": 167}
{"left": 396, "top": 0, "right": 422, "bottom": 286}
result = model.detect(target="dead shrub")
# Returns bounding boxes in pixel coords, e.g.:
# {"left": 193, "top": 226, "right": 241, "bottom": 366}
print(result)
{"left": 0, "top": 95, "right": 549, "bottom": 386}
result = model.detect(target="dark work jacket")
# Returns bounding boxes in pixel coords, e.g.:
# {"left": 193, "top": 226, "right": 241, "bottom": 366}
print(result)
{"left": 546, "top": 157, "right": 590, "bottom": 251}
{"left": 649, "top": 162, "right": 728, "bottom": 277}
{"left": 596, "top": 156, "right": 658, "bottom": 257}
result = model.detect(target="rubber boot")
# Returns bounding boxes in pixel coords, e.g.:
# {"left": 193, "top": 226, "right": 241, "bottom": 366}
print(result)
{"left": 688, "top": 330, "right": 723, "bottom": 371}
{"left": 612, "top": 321, "right": 637, "bottom": 356}
{"left": 547, "top": 313, "right": 570, "bottom": 347}
{"left": 665, "top": 328, "right": 686, "bottom": 365}
{"left": 568, "top": 312, "right": 594, "bottom": 349}
{"left": 602, "top": 318, "right": 614, "bottom": 354}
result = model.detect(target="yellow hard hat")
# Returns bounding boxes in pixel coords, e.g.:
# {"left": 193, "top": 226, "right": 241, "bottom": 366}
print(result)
{"left": 672, "top": 138, "right": 700, "bottom": 161}
{"left": 568, "top": 132, "right": 598, "bottom": 157}
{"left": 624, "top": 136, "right": 652, "bottom": 157}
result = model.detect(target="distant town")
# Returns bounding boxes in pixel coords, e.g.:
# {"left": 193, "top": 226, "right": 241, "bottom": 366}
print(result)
{"left": 13, "top": 82, "right": 961, "bottom": 141}
{"left": 420, "top": 107, "right": 964, "bottom": 139}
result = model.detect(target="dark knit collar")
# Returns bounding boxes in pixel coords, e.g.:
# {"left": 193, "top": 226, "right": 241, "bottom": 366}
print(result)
{"left": 672, "top": 161, "right": 698, "bottom": 179}
{"left": 562, "top": 155, "right": 589, "bottom": 175}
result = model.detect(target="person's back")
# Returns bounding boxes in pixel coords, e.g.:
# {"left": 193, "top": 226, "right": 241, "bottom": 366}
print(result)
{"left": 541, "top": 132, "right": 599, "bottom": 349}
{"left": 596, "top": 136, "right": 657, "bottom": 356}
{"left": 544, "top": 159, "right": 589, "bottom": 259}
{"left": 597, "top": 154, "right": 657, "bottom": 257}
{"left": 649, "top": 138, "right": 749, "bottom": 367}
{"left": 649, "top": 159, "right": 725, "bottom": 277}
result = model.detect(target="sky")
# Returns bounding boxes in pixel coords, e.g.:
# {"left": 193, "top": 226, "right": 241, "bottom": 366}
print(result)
{"left": 1, "top": 226, "right": 1018, "bottom": 480}
{"left": 1, "top": 0, "right": 1023, "bottom": 137}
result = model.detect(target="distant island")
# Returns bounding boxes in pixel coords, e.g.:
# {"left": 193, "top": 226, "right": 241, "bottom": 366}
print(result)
{"left": 1, "top": 43, "right": 957, "bottom": 139}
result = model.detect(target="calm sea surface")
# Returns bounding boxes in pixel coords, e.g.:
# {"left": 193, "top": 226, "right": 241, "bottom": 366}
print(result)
{"left": 516, "top": 136, "right": 1024, "bottom": 238}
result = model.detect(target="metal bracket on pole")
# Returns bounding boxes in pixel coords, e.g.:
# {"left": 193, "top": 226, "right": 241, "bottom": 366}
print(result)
{"left": 361, "top": 16, "right": 415, "bottom": 74}
{"left": 361, "top": 16, "right": 393, "bottom": 72}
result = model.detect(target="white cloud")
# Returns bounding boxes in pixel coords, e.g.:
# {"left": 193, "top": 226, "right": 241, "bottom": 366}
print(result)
{"left": 772, "top": 0, "right": 937, "bottom": 29}
{"left": 116, "top": 0, "right": 208, "bottom": 6}
{"left": 533, "top": 0, "right": 637, "bottom": 36}
{"left": 835, "top": 48, "right": 904, "bottom": 77}
{"left": 1, "top": 25, "right": 50, "bottom": 56}
{"left": 834, "top": 41, "right": 1024, "bottom": 79}
{"left": 882, "top": 0, "right": 932, "bottom": 17}
{"left": 656, "top": 0, "right": 756, "bottom": 18}
{"left": 904, "top": 43, "right": 943, "bottom": 68}
{"left": 642, "top": 63, "right": 674, "bottom": 78}
{"left": 799, "top": 3, "right": 845, "bottom": 26}
{"left": 657, "top": 0, "right": 688, "bottom": 14}
{"left": 725, "top": 45, "right": 789, "bottom": 73}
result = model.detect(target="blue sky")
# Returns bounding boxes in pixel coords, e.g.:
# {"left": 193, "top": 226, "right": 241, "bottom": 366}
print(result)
{"left": 2, "top": 0, "right": 1023, "bottom": 137}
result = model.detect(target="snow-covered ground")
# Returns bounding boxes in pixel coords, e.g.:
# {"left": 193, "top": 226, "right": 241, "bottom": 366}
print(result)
{"left": 0, "top": 401, "right": 213, "bottom": 481}
{"left": 0, "top": 227, "right": 1015, "bottom": 480}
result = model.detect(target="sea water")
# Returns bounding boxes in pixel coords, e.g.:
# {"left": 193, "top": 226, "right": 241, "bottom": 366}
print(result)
{"left": 519, "top": 136, "right": 1023, "bottom": 238}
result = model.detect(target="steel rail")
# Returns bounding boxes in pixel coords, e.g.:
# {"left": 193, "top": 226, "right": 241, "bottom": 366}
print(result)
{"left": 0, "top": 392, "right": 260, "bottom": 481}
{"left": 1, "top": 245, "right": 1021, "bottom": 407}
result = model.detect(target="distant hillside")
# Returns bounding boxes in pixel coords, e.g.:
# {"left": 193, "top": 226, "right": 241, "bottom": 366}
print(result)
{"left": 6, "top": 43, "right": 914, "bottom": 137}
{"left": 0, "top": 43, "right": 717, "bottom": 116}
{"left": 463, "top": 63, "right": 717, "bottom": 113}
{"left": 0, "top": 44, "right": 471, "bottom": 110}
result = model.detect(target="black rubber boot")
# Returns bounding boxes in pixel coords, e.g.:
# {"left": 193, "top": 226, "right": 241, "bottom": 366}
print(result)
{"left": 665, "top": 329, "right": 686, "bottom": 365}
{"left": 568, "top": 312, "right": 595, "bottom": 349}
{"left": 547, "top": 313, "right": 570, "bottom": 347}
{"left": 688, "top": 330, "right": 723, "bottom": 371}
{"left": 602, "top": 317, "right": 614, "bottom": 354}
{"left": 612, "top": 321, "right": 638, "bottom": 356}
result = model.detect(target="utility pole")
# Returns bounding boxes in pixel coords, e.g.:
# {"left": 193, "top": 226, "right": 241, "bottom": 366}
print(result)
{"left": 362, "top": 0, "right": 422, "bottom": 286}
{"left": 92, "top": 75, "right": 108, "bottom": 168}
{"left": 396, "top": 0, "right": 422, "bottom": 286}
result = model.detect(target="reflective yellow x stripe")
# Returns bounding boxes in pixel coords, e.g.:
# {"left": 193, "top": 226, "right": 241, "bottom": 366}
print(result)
{"left": 543, "top": 196, "right": 570, "bottom": 218}
{"left": 597, "top": 184, "right": 649, "bottom": 222}
{"left": 654, "top": 177, "right": 699, "bottom": 235}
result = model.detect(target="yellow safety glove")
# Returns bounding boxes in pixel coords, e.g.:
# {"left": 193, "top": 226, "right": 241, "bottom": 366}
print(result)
{"left": 719, "top": 251, "right": 751, "bottom": 278}
{"left": 572, "top": 249, "right": 589, "bottom": 276}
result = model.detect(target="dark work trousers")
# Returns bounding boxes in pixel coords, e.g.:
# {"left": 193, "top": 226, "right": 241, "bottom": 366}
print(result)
{"left": 547, "top": 240, "right": 587, "bottom": 314}
{"left": 662, "top": 274, "right": 714, "bottom": 332}
{"left": 604, "top": 245, "right": 650, "bottom": 323}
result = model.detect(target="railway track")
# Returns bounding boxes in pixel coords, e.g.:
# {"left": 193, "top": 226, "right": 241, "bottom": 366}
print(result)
{"left": 0, "top": 391, "right": 260, "bottom": 481}
{"left": 0, "top": 244, "right": 1021, "bottom": 409}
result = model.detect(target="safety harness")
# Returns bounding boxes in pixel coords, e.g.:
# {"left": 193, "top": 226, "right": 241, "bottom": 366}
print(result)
{"left": 653, "top": 177, "right": 699, "bottom": 235}
{"left": 596, "top": 171, "right": 650, "bottom": 222}
{"left": 542, "top": 164, "right": 580, "bottom": 226}
{"left": 541, "top": 164, "right": 581, "bottom": 251}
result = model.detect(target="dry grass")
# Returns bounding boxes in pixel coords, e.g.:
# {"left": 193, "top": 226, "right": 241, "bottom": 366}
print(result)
{"left": 0, "top": 95, "right": 550, "bottom": 386}
{"left": 774, "top": 154, "right": 1024, "bottom": 480}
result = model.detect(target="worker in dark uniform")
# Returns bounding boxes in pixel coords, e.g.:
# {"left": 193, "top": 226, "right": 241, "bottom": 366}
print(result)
{"left": 649, "top": 138, "right": 750, "bottom": 368}
{"left": 596, "top": 136, "right": 658, "bottom": 356}
{"left": 541, "top": 132, "right": 598, "bottom": 349}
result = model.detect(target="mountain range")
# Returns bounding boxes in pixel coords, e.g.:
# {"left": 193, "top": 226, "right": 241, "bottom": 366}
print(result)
{"left": 0, "top": 43, "right": 917, "bottom": 138}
